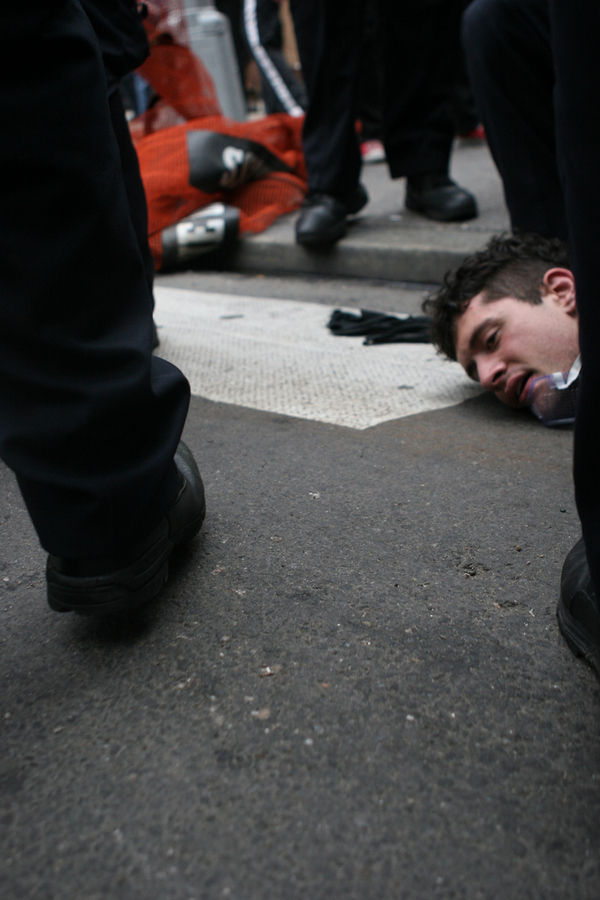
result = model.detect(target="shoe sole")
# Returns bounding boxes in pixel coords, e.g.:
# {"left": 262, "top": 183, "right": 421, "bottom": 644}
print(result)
{"left": 405, "top": 197, "right": 478, "bottom": 222}
{"left": 557, "top": 596, "right": 600, "bottom": 680}
{"left": 295, "top": 199, "right": 366, "bottom": 246}
{"left": 296, "top": 221, "right": 347, "bottom": 247}
{"left": 47, "top": 522, "right": 174, "bottom": 616}
{"left": 361, "top": 152, "right": 386, "bottom": 164}
{"left": 47, "top": 502, "right": 206, "bottom": 616}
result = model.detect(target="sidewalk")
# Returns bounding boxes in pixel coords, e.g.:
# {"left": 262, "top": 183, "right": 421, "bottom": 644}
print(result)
{"left": 226, "top": 136, "right": 510, "bottom": 284}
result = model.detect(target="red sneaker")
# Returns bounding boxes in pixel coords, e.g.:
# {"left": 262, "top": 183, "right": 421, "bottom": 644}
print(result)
{"left": 360, "top": 139, "right": 386, "bottom": 163}
{"left": 458, "top": 124, "right": 486, "bottom": 141}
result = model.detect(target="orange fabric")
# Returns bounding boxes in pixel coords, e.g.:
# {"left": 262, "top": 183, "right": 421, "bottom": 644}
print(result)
{"left": 138, "top": 115, "right": 307, "bottom": 269}
{"left": 138, "top": 41, "right": 221, "bottom": 124}
{"left": 129, "top": 2, "right": 307, "bottom": 269}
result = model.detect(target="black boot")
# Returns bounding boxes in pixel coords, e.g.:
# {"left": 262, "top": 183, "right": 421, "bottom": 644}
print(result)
{"left": 405, "top": 172, "right": 477, "bottom": 222}
{"left": 296, "top": 184, "right": 369, "bottom": 246}
{"left": 557, "top": 537, "right": 600, "bottom": 681}
{"left": 46, "top": 442, "right": 205, "bottom": 616}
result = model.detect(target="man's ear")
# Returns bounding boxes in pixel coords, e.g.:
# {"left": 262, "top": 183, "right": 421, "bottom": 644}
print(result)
{"left": 541, "top": 267, "right": 577, "bottom": 315}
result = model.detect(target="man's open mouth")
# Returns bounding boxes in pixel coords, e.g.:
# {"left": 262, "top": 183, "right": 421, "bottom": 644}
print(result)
{"left": 504, "top": 371, "right": 535, "bottom": 407}
{"left": 517, "top": 371, "right": 535, "bottom": 406}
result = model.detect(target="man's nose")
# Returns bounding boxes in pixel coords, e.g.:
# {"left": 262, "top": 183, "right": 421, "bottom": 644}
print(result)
{"left": 477, "top": 355, "right": 506, "bottom": 392}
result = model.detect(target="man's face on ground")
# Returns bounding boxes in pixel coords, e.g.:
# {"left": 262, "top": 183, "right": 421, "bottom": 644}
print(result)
{"left": 454, "top": 270, "right": 579, "bottom": 408}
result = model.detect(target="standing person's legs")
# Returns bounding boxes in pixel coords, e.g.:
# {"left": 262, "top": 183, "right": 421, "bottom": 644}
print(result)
{"left": 0, "top": 1, "right": 204, "bottom": 614}
{"left": 451, "top": 0, "right": 481, "bottom": 138}
{"left": 290, "top": 0, "right": 363, "bottom": 196}
{"left": 357, "top": 0, "right": 384, "bottom": 158}
{"left": 80, "top": 0, "right": 156, "bottom": 306}
{"left": 378, "top": 0, "right": 477, "bottom": 222}
{"left": 290, "top": 0, "right": 368, "bottom": 245}
{"left": 551, "top": 0, "right": 600, "bottom": 677}
{"left": 463, "top": 0, "right": 567, "bottom": 239}
{"left": 242, "top": 0, "right": 306, "bottom": 116}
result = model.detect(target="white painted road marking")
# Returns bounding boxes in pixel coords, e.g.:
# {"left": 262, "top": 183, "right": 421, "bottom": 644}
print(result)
{"left": 154, "top": 286, "right": 481, "bottom": 430}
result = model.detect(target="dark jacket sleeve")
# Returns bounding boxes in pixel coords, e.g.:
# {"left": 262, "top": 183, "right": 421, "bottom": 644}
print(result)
{"left": 81, "top": 0, "right": 149, "bottom": 82}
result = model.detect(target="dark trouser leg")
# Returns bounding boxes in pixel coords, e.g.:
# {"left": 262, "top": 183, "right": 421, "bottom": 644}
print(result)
{"left": 289, "top": 0, "right": 364, "bottom": 198}
{"left": 551, "top": 0, "right": 600, "bottom": 592}
{"left": 357, "top": 0, "right": 383, "bottom": 143}
{"left": 108, "top": 87, "right": 155, "bottom": 302}
{"left": 0, "top": 1, "right": 189, "bottom": 559}
{"left": 380, "top": 0, "right": 460, "bottom": 178}
{"left": 451, "top": 0, "right": 480, "bottom": 135}
{"left": 463, "top": 0, "right": 567, "bottom": 239}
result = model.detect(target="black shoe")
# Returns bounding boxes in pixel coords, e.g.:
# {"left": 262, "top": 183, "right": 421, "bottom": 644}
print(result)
{"left": 295, "top": 184, "right": 369, "bottom": 246}
{"left": 557, "top": 537, "right": 600, "bottom": 680}
{"left": 405, "top": 172, "right": 478, "bottom": 222}
{"left": 46, "top": 442, "right": 206, "bottom": 616}
{"left": 345, "top": 182, "right": 369, "bottom": 215}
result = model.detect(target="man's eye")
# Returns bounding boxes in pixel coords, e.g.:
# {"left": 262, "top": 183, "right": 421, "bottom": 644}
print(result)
{"left": 486, "top": 330, "right": 498, "bottom": 350}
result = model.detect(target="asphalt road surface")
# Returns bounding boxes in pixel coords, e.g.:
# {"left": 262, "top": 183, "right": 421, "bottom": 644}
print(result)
{"left": 2, "top": 272, "right": 598, "bottom": 899}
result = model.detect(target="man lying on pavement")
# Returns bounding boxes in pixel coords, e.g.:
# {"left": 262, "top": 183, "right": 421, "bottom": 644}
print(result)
{"left": 423, "top": 233, "right": 580, "bottom": 425}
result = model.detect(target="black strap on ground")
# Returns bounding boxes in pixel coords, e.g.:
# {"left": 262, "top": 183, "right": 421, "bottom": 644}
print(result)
{"left": 327, "top": 308, "right": 432, "bottom": 344}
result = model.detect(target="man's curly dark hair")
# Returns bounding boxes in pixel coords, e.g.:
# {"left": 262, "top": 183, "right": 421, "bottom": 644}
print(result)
{"left": 422, "top": 233, "right": 570, "bottom": 360}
